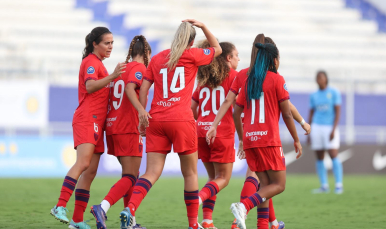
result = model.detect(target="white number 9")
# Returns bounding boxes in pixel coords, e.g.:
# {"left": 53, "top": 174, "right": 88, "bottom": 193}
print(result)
{"left": 113, "top": 80, "right": 125, "bottom": 110}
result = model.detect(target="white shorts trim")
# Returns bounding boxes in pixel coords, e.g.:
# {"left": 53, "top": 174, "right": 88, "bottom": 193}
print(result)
{"left": 310, "top": 124, "right": 340, "bottom": 150}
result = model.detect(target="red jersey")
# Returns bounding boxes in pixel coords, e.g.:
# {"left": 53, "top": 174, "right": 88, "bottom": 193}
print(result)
{"left": 145, "top": 47, "right": 215, "bottom": 121}
{"left": 105, "top": 61, "right": 146, "bottom": 135}
{"left": 73, "top": 53, "right": 109, "bottom": 125}
{"left": 192, "top": 69, "right": 237, "bottom": 138}
{"left": 230, "top": 68, "right": 249, "bottom": 95}
{"left": 236, "top": 71, "right": 290, "bottom": 149}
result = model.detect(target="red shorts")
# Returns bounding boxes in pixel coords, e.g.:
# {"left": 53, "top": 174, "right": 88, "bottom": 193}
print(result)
{"left": 245, "top": 146, "right": 286, "bottom": 172}
{"left": 106, "top": 134, "right": 143, "bottom": 157}
{"left": 73, "top": 122, "right": 104, "bottom": 153}
{"left": 146, "top": 120, "right": 197, "bottom": 155}
{"left": 198, "top": 137, "right": 235, "bottom": 163}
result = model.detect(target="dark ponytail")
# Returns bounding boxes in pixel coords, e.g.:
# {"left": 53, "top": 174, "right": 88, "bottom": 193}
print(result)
{"left": 247, "top": 34, "right": 276, "bottom": 75}
{"left": 82, "top": 27, "right": 112, "bottom": 59}
{"left": 125, "top": 35, "right": 152, "bottom": 67}
{"left": 246, "top": 43, "right": 279, "bottom": 106}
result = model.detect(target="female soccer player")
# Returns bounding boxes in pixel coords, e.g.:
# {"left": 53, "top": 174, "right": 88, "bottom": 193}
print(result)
{"left": 191, "top": 40, "right": 239, "bottom": 229}
{"left": 207, "top": 34, "right": 310, "bottom": 229}
{"left": 119, "top": 19, "right": 222, "bottom": 229}
{"left": 50, "top": 27, "right": 125, "bottom": 229}
{"left": 308, "top": 71, "right": 343, "bottom": 194}
{"left": 89, "top": 35, "right": 151, "bottom": 229}
{"left": 229, "top": 42, "right": 302, "bottom": 229}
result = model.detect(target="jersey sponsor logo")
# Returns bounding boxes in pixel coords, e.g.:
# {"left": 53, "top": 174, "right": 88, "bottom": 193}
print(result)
{"left": 168, "top": 97, "right": 180, "bottom": 102}
{"left": 316, "top": 104, "right": 329, "bottom": 111}
{"left": 106, "top": 122, "right": 113, "bottom": 127}
{"left": 245, "top": 131, "right": 268, "bottom": 137}
{"left": 87, "top": 66, "right": 95, "bottom": 74}
{"left": 106, "top": 117, "right": 117, "bottom": 122}
{"left": 135, "top": 72, "right": 143, "bottom": 80}
{"left": 198, "top": 121, "right": 213, "bottom": 126}
{"left": 157, "top": 101, "right": 172, "bottom": 107}
{"left": 203, "top": 49, "right": 211, "bottom": 55}
{"left": 283, "top": 83, "right": 288, "bottom": 91}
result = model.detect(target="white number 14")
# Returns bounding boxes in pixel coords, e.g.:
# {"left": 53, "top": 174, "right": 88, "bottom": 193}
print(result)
{"left": 160, "top": 67, "right": 185, "bottom": 98}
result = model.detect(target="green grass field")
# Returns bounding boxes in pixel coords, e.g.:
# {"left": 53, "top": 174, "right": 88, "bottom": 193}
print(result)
{"left": 0, "top": 175, "right": 385, "bottom": 229}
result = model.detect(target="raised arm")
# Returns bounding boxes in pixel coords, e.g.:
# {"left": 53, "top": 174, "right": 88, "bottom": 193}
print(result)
{"left": 86, "top": 63, "right": 125, "bottom": 93}
{"left": 182, "top": 19, "right": 222, "bottom": 57}
{"left": 280, "top": 100, "right": 302, "bottom": 159}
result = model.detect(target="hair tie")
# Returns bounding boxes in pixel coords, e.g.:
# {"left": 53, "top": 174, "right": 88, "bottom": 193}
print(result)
{"left": 255, "top": 43, "right": 266, "bottom": 49}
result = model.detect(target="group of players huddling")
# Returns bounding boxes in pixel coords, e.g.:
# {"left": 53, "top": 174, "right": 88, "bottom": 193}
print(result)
{"left": 50, "top": 19, "right": 311, "bottom": 229}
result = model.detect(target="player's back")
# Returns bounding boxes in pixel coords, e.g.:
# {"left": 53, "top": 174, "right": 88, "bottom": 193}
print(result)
{"left": 193, "top": 68, "right": 237, "bottom": 138}
{"left": 237, "top": 71, "right": 289, "bottom": 148}
{"left": 145, "top": 47, "right": 214, "bottom": 121}
{"left": 106, "top": 61, "right": 146, "bottom": 135}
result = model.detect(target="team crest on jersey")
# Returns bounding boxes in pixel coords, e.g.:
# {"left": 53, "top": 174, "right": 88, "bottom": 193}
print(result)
{"left": 94, "top": 133, "right": 99, "bottom": 141}
{"left": 87, "top": 66, "right": 95, "bottom": 74}
{"left": 283, "top": 83, "right": 288, "bottom": 91}
{"left": 135, "top": 72, "right": 143, "bottom": 80}
{"left": 203, "top": 49, "right": 211, "bottom": 55}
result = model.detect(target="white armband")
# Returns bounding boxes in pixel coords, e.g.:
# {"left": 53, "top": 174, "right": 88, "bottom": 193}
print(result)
{"left": 299, "top": 119, "right": 306, "bottom": 126}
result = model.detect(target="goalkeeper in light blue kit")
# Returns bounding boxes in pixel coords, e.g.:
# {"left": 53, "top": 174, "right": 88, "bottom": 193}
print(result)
{"left": 308, "top": 70, "right": 343, "bottom": 194}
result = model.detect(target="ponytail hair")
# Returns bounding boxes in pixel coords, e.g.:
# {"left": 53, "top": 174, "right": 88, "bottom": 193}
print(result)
{"left": 247, "top": 34, "right": 276, "bottom": 75}
{"left": 125, "top": 35, "right": 152, "bottom": 67}
{"left": 197, "top": 40, "right": 235, "bottom": 88}
{"left": 246, "top": 43, "right": 279, "bottom": 106}
{"left": 82, "top": 27, "right": 112, "bottom": 59}
{"left": 167, "top": 22, "right": 196, "bottom": 70}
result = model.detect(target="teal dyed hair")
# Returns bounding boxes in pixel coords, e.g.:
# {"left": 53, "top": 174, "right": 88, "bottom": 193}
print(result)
{"left": 246, "top": 43, "right": 279, "bottom": 106}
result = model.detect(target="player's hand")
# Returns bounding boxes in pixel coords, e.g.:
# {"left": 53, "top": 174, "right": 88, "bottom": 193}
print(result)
{"left": 111, "top": 62, "right": 126, "bottom": 79}
{"left": 237, "top": 141, "right": 245, "bottom": 160}
{"left": 294, "top": 141, "right": 302, "bottom": 159}
{"left": 302, "top": 122, "right": 311, "bottom": 135}
{"left": 138, "top": 124, "right": 146, "bottom": 137}
{"left": 182, "top": 19, "right": 205, "bottom": 28}
{"left": 138, "top": 108, "right": 151, "bottom": 127}
{"left": 206, "top": 126, "right": 217, "bottom": 145}
{"left": 329, "top": 131, "right": 335, "bottom": 141}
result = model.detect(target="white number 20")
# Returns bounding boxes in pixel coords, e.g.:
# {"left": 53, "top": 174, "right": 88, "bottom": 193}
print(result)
{"left": 160, "top": 67, "right": 185, "bottom": 98}
{"left": 199, "top": 86, "right": 225, "bottom": 116}
{"left": 113, "top": 80, "right": 125, "bottom": 110}
{"left": 251, "top": 92, "right": 265, "bottom": 124}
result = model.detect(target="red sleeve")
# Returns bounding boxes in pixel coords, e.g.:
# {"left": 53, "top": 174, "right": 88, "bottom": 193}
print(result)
{"left": 125, "top": 64, "right": 146, "bottom": 87}
{"left": 144, "top": 59, "right": 154, "bottom": 83}
{"left": 236, "top": 85, "right": 246, "bottom": 108}
{"left": 192, "top": 86, "right": 199, "bottom": 103}
{"left": 230, "top": 76, "right": 239, "bottom": 95}
{"left": 276, "top": 75, "right": 290, "bottom": 103}
{"left": 83, "top": 59, "right": 100, "bottom": 83}
{"left": 190, "top": 47, "right": 215, "bottom": 66}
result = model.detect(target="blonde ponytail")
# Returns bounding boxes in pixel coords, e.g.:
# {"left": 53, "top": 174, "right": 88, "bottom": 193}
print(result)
{"left": 167, "top": 22, "right": 196, "bottom": 70}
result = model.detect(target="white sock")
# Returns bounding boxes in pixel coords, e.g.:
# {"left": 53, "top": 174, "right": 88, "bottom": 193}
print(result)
{"left": 202, "top": 219, "right": 213, "bottom": 224}
{"left": 100, "top": 200, "right": 111, "bottom": 214}
{"left": 335, "top": 182, "right": 343, "bottom": 188}
{"left": 270, "top": 219, "right": 279, "bottom": 226}
{"left": 199, "top": 197, "right": 202, "bottom": 205}
{"left": 322, "top": 184, "right": 329, "bottom": 189}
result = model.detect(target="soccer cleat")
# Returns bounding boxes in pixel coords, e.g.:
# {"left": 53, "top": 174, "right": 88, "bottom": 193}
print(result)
{"left": 188, "top": 222, "right": 204, "bottom": 229}
{"left": 132, "top": 223, "right": 147, "bottom": 229}
{"left": 50, "top": 205, "right": 69, "bottom": 224}
{"left": 68, "top": 219, "right": 91, "bottom": 229}
{"left": 230, "top": 203, "right": 247, "bottom": 229}
{"left": 120, "top": 207, "right": 136, "bottom": 229}
{"left": 271, "top": 221, "right": 285, "bottom": 229}
{"left": 231, "top": 219, "right": 240, "bottom": 229}
{"left": 312, "top": 187, "right": 330, "bottom": 194}
{"left": 201, "top": 221, "right": 217, "bottom": 229}
{"left": 90, "top": 204, "right": 107, "bottom": 229}
{"left": 335, "top": 187, "right": 343, "bottom": 194}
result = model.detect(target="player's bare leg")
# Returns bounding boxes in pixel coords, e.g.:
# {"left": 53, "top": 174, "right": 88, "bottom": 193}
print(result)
{"left": 180, "top": 152, "right": 200, "bottom": 229}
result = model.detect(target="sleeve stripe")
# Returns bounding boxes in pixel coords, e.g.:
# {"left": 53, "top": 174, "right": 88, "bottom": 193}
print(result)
{"left": 84, "top": 77, "right": 97, "bottom": 84}
{"left": 143, "top": 77, "right": 154, "bottom": 83}
{"left": 229, "top": 88, "right": 238, "bottom": 95}
{"left": 128, "top": 81, "right": 141, "bottom": 87}
{"left": 235, "top": 102, "right": 244, "bottom": 108}
{"left": 192, "top": 97, "right": 199, "bottom": 103}
{"left": 278, "top": 96, "right": 290, "bottom": 103}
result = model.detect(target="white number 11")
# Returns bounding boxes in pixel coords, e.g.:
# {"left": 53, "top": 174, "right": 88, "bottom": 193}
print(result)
{"left": 251, "top": 92, "right": 265, "bottom": 124}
